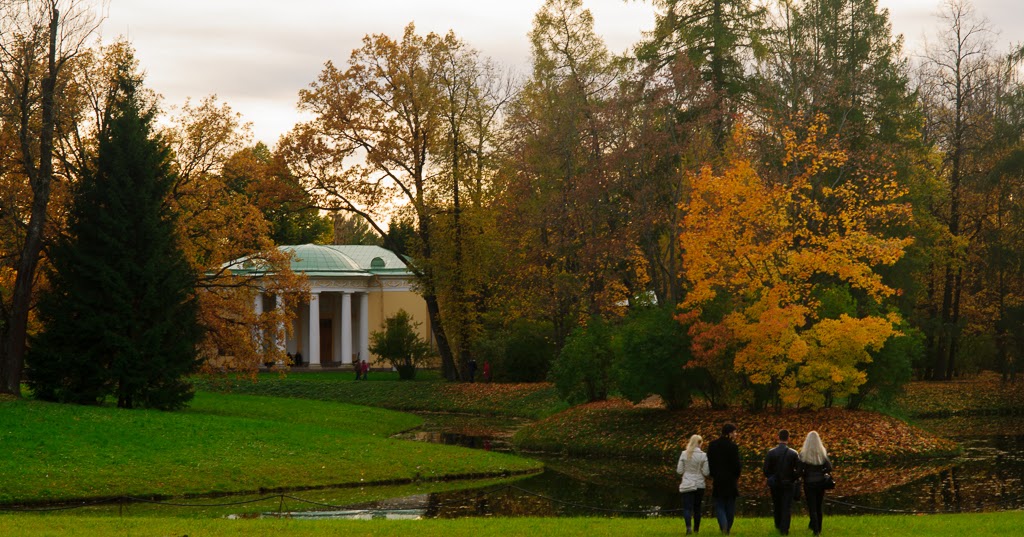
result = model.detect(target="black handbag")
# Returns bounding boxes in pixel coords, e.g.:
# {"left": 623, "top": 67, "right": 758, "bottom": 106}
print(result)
{"left": 823, "top": 472, "right": 836, "bottom": 490}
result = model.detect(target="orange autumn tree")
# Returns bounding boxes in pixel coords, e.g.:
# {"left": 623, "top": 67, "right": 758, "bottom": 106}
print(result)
{"left": 678, "top": 118, "right": 913, "bottom": 410}
{"left": 163, "top": 97, "right": 307, "bottom": 375}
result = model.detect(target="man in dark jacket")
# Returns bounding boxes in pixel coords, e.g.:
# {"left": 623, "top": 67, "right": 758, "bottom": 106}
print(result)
{"left": 763, "top": 429, "right": 800, "bottom": 535}
{"left": 706, "top": 423, "right": 742, "bottom": 535}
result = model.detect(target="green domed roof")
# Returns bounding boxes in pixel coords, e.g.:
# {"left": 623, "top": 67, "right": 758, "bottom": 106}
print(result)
{"left": 281, "top": 244, "right": 360, "bottom": 274}
{"left": 226, "top": 244, "right": 411, "bottom": 277}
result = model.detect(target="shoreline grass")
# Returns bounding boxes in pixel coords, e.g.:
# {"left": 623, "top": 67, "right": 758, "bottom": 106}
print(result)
{"left": 2, "top": 512, "right": 1022, "bottom": 536}
{"left": 0, "top": 392, "right": 541, "bottom": 505}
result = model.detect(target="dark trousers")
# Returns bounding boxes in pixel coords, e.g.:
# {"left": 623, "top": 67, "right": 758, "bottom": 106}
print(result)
{"left": 713, "top": 495, "right": 736, "bottom": 534}
{"left": 804, "top": 482, "right": 827, "bottom": 534}
{"left": 682, "top": 488, "right": 705, "bottom": 532}
{"left": 770, "top": 483, "right": 795, "bottom": 534}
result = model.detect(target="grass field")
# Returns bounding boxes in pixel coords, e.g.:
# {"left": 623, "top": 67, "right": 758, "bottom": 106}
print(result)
{"left": 4, "top": 372, "right": 1019, "bottom": 534}
{"left": 0, "top": 391, "right": 541, "bottom": 504}
{"left": 2, "top": 511, "right": 1022, "bottom": 536}
{"left": 201, "top": 372, "right": 568, "bottom": 419}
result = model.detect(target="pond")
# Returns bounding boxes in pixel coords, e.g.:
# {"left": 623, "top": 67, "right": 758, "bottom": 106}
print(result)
{"left": 370, "top": 413, "right": 1023, "bottom": 518}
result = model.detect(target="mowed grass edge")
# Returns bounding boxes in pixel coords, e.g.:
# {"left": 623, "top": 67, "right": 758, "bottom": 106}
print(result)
{"left": 1, "top": 512, "right": 1022, "bottom": 537}
{"left": 0, "top": 391, "right": 541, "bottom": 504}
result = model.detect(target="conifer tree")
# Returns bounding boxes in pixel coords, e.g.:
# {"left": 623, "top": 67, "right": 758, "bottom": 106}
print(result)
{"left": 27, "top": 63, "right": 201, "bottom": 410}
{"left": 640, "top": 0, "right": 766, "bottom": 145}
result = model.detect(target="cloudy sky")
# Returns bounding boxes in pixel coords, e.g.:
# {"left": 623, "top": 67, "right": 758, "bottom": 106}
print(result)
{"left": 97, "top": 0, "right": 1024, "bottom": 146}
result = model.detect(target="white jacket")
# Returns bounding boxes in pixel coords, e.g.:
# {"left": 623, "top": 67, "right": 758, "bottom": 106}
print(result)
{"left": 677, "top": 447, "right": 710, "bottom": 492}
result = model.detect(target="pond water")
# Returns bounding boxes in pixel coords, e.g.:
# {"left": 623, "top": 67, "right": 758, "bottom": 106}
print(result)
{"left": 373, "top": 414, "right": 1023, "bottom": 519}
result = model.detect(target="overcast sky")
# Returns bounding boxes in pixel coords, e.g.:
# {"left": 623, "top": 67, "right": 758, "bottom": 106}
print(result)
{"left": 97, "top": 0, "right": 1024, "bottom": 146}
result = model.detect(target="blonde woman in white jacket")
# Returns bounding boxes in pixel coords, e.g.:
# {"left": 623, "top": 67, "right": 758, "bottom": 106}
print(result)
{"left": 677, "top": 434, "right": 711, "bottom": 534}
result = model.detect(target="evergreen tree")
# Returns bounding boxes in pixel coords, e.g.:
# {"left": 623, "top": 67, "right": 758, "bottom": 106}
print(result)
{"left": 27, "top": 63, "right": 201, "bottom": 410}
{"left": 758, "top": 0, "right": 921, "bottom": 159}
{"left": 333, "top": 212, "right": 380, "bottom": 245}
{"left": 639, "top": 0, "right": 766, "bottom": 145}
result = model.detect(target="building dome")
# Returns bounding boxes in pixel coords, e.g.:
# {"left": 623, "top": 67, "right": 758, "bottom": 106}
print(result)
{"left": 281, "top": 244, "right": 360, "bottom": 274}
{"left": 226, "top": 244, "right": 411, "bottom": 276}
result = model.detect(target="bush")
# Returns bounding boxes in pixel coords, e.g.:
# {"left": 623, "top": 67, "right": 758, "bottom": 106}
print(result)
{"left": 548, "top": 316, "right": 614, "bottom": 404}
{"left": 369, "top": 310, "right": 431, "bottom": 380}
{"left": 613, "top": 306, "right": 696, "bottom": 410}
{"left": 474, "top": 318, "right": 555, "bottom": 382}
{"left": 847, "top": 321, "right": 920, "bottom": 409}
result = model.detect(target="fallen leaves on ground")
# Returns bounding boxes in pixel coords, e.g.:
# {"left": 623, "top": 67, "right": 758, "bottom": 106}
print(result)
{"left": 513, "top": 398, "right": 957, "bottom": 464}
{"left": 896, "top": 371, "right": 1024, "bottom": 417}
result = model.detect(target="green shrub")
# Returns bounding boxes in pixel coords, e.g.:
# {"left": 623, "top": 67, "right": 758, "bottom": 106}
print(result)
{"left": 474, "top": 318, "right": 555, "bottom": 382}
{"left": 369, "top": 309, "right": 431, "bottom": 380}
{"left": 612, "top": 306, "right": 695, "bottom": 409}
{"left": 548, "top": 316, "right": 614, "bottom": 404}
{"left": 847, "top": 321, "right": 920, "bottom": 409}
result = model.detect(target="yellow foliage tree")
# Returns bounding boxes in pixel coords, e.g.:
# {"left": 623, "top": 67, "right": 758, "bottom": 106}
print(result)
{"left": 678, "top": 117, "right": 913, "bottom": 409}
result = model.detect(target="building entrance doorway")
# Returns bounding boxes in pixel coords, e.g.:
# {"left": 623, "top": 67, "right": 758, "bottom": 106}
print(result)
{"left": 320, "top": 319, "right": 333, "bottom": 365}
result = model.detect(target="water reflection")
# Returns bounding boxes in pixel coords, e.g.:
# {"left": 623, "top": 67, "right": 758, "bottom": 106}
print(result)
{"left": 375, "top": 414, "right": 1023, "bottom": 518}
{"left": 869, "top": 434, "right": 1024, "bottom": 513}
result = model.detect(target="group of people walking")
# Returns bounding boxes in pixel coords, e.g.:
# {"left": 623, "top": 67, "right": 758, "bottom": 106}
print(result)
{"left": 676, "top": 424, "right": 834, "bottom": 536}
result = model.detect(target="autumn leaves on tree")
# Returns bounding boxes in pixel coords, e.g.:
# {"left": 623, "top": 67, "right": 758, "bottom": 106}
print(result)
{"left": 3, "top": 0, "right": 1024, "bottom": 410}
{"left": 678, "top": 120, "right": 911, "bottom": 410}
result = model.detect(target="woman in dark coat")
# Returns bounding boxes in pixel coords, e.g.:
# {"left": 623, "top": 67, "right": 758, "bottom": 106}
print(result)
{"left": 798, "top": 431, "right": 833, "bottom": 536}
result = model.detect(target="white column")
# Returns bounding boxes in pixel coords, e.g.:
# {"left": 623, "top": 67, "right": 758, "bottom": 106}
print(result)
{"left": 359, "top": 292, "right": 370, "bottom": 361}
{"left": 308, "top": 292, "right": 321, "bottom": 367}
{"left": 341, "top": 291, "right": 353, "bottom": 364}
{"left": 275, "top": 295, "right": 286, "bottom": 352}
{"left": 252, "top": 292, "right": 264, "bottom": 352}
{"left": 253, "top": 292, "right": 264, "bottom": 316}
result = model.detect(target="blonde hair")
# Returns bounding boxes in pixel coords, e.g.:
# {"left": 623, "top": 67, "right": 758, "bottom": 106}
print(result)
{"left": 799, "top": 431, "right": 828, "bottom": 466}
{"left": 685, "top": 434, "right": 703, "bottom": 461}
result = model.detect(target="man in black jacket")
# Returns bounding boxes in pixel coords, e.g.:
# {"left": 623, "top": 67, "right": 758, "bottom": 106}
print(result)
{"left": 763, "top": 429, "right": 800, "bottom": 535}
{"left": 706, "top": 423, "right": 741, "bottom": 535}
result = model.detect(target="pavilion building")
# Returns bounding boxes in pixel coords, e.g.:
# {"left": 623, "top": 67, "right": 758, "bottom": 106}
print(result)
{"left": 237, "top": 244, "right": 430, "bottom": 368}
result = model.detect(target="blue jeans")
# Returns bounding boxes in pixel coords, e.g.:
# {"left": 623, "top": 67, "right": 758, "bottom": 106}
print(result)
{"left": 682, "top": 488, "right": 705, "bottom": 532}
{"left": 714, "top": 496, "right": 736, "bottom": 533}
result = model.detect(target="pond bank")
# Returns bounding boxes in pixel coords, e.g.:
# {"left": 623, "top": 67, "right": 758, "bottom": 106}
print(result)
{"left": 511, "top": 399, "right": 958, "bottom": 463}
{"left": 4, "top": 511, "right": 1024, "bottom": 537}
{"left": 391, "top": 412, "right": 1022, "bottom": 517}
{"left": 896, "top": 371, "right": 1024, "bottom": 418}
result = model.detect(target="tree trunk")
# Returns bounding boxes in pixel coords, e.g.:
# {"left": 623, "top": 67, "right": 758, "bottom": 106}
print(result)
{"left": 1, "top": 8, "right": 60, "bottom": 396}
{"left": 424, "top": 293, "right": 459, "bottom": 381}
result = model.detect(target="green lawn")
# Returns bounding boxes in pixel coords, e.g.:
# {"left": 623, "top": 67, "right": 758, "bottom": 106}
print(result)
{"left": 0, "top": 391, "right": 541, "bottom": 504}
{"left": 1, "top": 512, "right": 1021, "bottom": 536}
{"left": 201, "top": 373, "right": 567, "bottom": 419}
